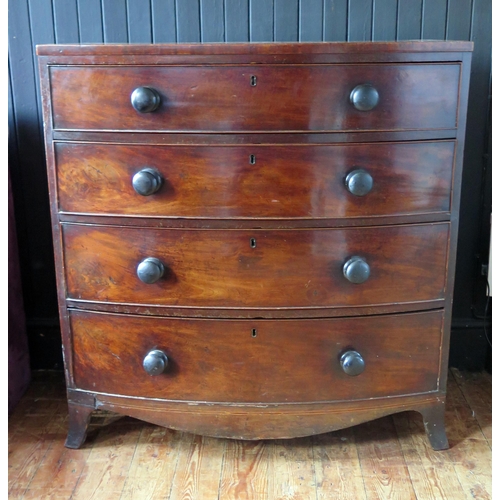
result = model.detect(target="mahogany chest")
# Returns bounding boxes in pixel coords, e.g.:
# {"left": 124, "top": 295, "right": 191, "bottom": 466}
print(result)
{"left": 37, "top": 41, "right": 473, "bottom": 449}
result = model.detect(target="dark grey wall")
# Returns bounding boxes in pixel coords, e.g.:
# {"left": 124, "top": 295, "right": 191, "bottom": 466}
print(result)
{"left": 8, "top": 0, "right": 491, "bottom": 369}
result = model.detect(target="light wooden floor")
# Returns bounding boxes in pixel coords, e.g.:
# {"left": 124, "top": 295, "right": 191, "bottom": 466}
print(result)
{"left": 9, "top": 368, "right": 491, "bottom": 499}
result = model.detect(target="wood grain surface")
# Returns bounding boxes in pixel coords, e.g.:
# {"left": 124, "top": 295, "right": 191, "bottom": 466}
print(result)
{"left": 62, "top": 223, "right": 449, "bottom": 309}
{"left": 36, "top": 41, "right": 474, "bottom": 57}
{"left": 70, "top": 309, "right": 443, "bottom": 403}
{"left": 49, "top": 63, "right": 460, "bottom": 132}
{"left": 55, "top": 141, "right": 455, "bottom": 219}
{"left": 77, "top": 392, "right": 445, "bottom": 441}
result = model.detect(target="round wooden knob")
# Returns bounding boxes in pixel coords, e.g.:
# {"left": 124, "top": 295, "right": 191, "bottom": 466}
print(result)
{"left": 350, "top": 84, "right": 379, "bottom": 111}
{"left": 343, "top": 256, "right": 370, "bottom": 284}
{"left": 340, "top": 350, "right": 365, "bottom": 376}
{"left": 137, "top": 257, "right": 165, "bottom": 284}
{"left": 345, "top": 169, "right": 373, "bottom": 196}
{"left": 132, "top": 168, "right": 163, "bottom": 196}
{"left": 131, "top": 86, "right": 161, "bottom": 113}
{"left": 143, "top": 349, "right": 168, "bottom": 376}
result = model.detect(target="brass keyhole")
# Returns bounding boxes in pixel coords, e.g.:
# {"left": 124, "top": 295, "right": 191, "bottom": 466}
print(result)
{"left": 249, "top": 154, "right": 256, "bottom": 165}
{"left": 251, "top": 329, "right": 257, "bottom": 337}
{"left": 250, "top": 238, "right": 257, "bottom": 248}
{"left": 250, "top": 75, "right": 257, "bottom": 86}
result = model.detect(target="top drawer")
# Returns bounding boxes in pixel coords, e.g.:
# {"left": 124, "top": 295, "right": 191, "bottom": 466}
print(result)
{"left": 49, "top": 64, "right": 460, "bottom": 132}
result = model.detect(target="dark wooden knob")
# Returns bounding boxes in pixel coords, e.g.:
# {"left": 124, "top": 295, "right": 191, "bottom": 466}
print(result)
{"left": 137, "top": 257, "right": 165, "bottom": 284}
{"left": 345, "top": 169, "right": 373, "bottom": 196}
{"left": 350, "top": 84, "right": 379, "bottom": 111}
{"left": 143, "top": 349, "right": 168, "bottom": 376}
{"left": 131, "top": 86, "right": 161, "bottom": 113}
{"left": 132, "top": 168, "right": 163, "bottom": 196}
{"left": 343, "top": 256, "right": 370, "bottom": 284}
{"left": 340, "top": 350, "right": 365, "bottom": 376}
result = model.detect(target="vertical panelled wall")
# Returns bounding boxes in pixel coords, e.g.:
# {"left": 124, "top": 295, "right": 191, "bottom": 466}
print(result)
{"left": 9, "top": 0, "right": 492, "bottom": 368}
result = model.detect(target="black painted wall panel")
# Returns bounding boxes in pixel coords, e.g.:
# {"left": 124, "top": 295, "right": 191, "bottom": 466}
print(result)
{"left": 8, "top": 62, "right": 25, "bottom": 293}
{"left": 27, "top": 0, "right": 55, "bottom": 135}
{"left": 151, "top": 0, "right": 176, "bottom": 42}
{"left": 201, "top": 0, "right": 224, "bottom": 42}
{"left": 347, "top": 0, "right": 372, "bottom": 41}
{"left": 323, "top": 0, "right": 348, "bottom": 41}
{"left": 8, "top": 1, "right": 58, "bottom": 327}
{"left": 225, "top": 0, "right": 249, "bottom": 42}
{"left": 249, "top": 0, "right": 273, "bottom": 41}
{"left": 176, "top": 0, "right": 201, "bottom": 42}
{"left": 300, "top": 0, "right": 323, "bottom": 41}
{"left": 447, "top": 0, "right": 473, "bottom": 40}
{"left": 102, "top": 0, "right": 129, "bottom": 42}
{"left": 453, "top": 0, "right": 492, "bottom": 317}
{"left": 29, "top": 0, "right": 55, "bottom": 48}
{"left": 422, "top": 0, "right": 447, "bottom": 40}
{"left": 274, "top": 0, "right": 299, "bottom": 41}
{"left": 397, "top": 0, "right": 422, "bottom": 40}
{"left": 8, "top": 68, "right": 19, "bottom": 173}
{"left": 372, "top": 0, "right": 397, "bottom": 41}
{"left": 8, "top": 0, "right": 492, "bottom": 369}
{"left": 127, "top": 0, "right": 153, "bottom": 43}
{"left": 53, "top": 0, "right": 80, "bottom": 43}
{"left": 77, "top": 0, "right": 104, "bottom": 43}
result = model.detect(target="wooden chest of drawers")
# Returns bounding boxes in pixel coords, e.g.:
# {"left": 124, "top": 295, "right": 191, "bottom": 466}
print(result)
{"left": 37, "top": 41, "right": 472, "bottom": 450}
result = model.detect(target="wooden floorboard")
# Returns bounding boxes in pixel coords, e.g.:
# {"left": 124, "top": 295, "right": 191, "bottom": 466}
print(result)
{"left": 8, "top": 369, "right": 492, "bottom": 499}
{"left": 355, "top": 416, "right": 417, "bottom": 500}
{"left": 120, "top": 425, "right": 184, "bottom": 499}
{"left": 219, "top": 440, "right": 269, "bottom": 499}
{"left": 169, "top": 433, "right": 225, "bottom": 500}
{"left": 267, "top": 438, "right": 317, "bottom": 500}
{"left": 313, "top": 427, "right": 367, "bottom": 500}
{"left": 69, "top": 420, "right": 143, "bottom": 500}
{"left": 450, "top": 367, "right": 492, "bottom": 448}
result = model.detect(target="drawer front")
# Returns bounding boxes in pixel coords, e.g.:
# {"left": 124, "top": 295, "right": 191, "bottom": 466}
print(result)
{"left": 71, "top": 310, "right": 443, "bottom": 403}
{"left": 50, "top": 64, "right": 460, "bottom": 132}
{"left": 63, "top": 223, "right": 449, "bottom": 309}
{"left": 55, "top": 141, "right": 455, "bottom": 219}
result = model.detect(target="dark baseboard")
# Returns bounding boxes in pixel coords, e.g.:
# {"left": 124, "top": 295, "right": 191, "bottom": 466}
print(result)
{"left": 449, "top": 318, "right": 491, "bottom": 372}
{"left": 26, "top": 318, "right": 64, "bottom": 371}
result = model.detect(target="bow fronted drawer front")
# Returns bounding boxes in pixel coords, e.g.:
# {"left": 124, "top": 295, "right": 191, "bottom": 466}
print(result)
{"left": 62, "top": 223, "right": 449, "bottom": 310}
{"left": 71, "top": 309, "right": 443, "bottom": 403}
{"left": 49, "top": 64, "right": 460, "bottom": 133}
{"left": 54, "top": 141, "right": 455, "bottom": 220}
